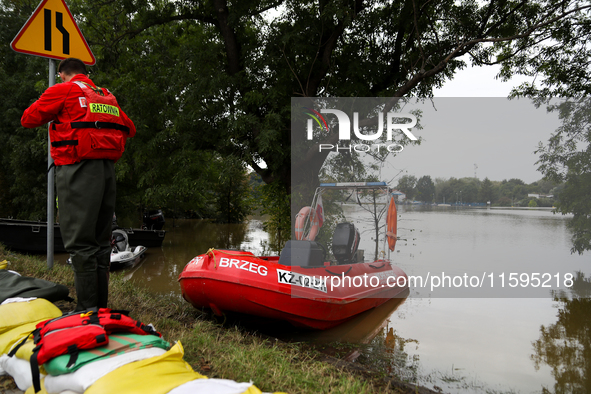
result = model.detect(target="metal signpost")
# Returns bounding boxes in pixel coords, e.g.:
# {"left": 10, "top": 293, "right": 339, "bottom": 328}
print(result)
{"left": 10, "top": 0, "right": 95, "bottom": 269}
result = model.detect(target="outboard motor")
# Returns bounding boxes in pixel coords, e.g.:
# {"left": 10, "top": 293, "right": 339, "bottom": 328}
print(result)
{"left": 143, "top": 209, "right": 165, "bottom": 230}
{"left": 111, "top": 229, "right": 129, "bottom": 252}
{"left": 332, "top": 222, "right": 360, "bottom": 265}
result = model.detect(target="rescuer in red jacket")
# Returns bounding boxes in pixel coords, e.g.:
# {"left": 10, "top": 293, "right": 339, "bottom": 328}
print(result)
{"left": 21, "top": 58, "right": 136, "bottom": 312}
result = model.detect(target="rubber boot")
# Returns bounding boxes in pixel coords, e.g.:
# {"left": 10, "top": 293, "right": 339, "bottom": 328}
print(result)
{"left": 70, "top": 253, "right": 99, "bottom": 312}
{"left": 96, "top": 249, "right": 111, "bottom": 309}
{"left": 73, "top": 270, "right": 99, "bottom": 311}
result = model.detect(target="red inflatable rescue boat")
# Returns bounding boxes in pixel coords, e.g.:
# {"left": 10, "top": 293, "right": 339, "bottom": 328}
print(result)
{"left": 179, "top": 182, "right": 408, "bottom": 329}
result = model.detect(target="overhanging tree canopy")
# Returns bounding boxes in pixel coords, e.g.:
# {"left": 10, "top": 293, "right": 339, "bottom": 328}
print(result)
{"left": 71, "top": 0, "right": 591, "bottom": 190}
{"left": 3, "top": 0, "right": 590, "bottom": 229}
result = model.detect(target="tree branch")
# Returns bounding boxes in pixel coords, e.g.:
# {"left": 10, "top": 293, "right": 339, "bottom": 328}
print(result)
{"left": 392, "top": 3, "right": 591, "bottom": 97}
{"left": 213, "top": 0, "right": 242, "bottom": 75}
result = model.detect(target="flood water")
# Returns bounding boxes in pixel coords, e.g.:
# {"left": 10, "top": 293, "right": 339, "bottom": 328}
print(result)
{"left": 71, "top": 208, "right": 591, "bottom": 394}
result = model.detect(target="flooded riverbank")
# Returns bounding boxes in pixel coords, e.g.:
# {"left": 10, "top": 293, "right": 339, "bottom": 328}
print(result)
{"left": 56, "top": 208, "right": 591, "bottom": 393}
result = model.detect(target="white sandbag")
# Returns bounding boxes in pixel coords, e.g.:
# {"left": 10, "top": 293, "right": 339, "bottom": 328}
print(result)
{"left": 0, "top": 354, "right": 45, "bottom": 391}
{"left": 1, "top": 297, "right": 37, "bottom": 305}
{"left": 23, "top": 379, "right": 78, "bottom": 394}
{"left": 166, "top": 378, "right": 262, "bottom": 394}
{"left": 43, "top": 347, "right": 166, "bottom": 394}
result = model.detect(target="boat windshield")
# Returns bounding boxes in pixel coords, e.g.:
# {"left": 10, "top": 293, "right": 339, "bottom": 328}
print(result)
{"left": 300, "top": 181, "right": 394, "bottom": 263}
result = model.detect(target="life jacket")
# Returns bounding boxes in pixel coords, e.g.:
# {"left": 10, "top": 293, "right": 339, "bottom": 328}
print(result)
{"left": 97, "top": 308, "right": 162, "bottom": 337}
{"left": 8, "top": 308, "right": 161, "bottom": 393}
{"left": 49, "top": 81, "right": 130, "bottom": 166}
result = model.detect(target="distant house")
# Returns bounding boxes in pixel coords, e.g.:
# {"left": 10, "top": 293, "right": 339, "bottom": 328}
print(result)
{"left": 391, "top": 190, "right": 406, "bottom": 202}
{"left": 528, "top": 193, "right": 554, "bottom": 199}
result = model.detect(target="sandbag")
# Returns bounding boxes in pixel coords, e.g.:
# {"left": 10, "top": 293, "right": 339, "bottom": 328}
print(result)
{"left": 1, "top": 297, "right": 35, "bottom": 304}
{"left": 0, "top": 270, "right": 70, "bottom": 304}
{"left": 12, "top": 337, "right": 36, "bottom": 361}
{"left": 22, "top": 379, "right": 80, "bottom": 394}
{"left": 0, "top": 298, "right": 62, "bottom": 335}
{"left": 24, "top": 377, "right": 47, "bottom": 394}
{"left": 0, "top": 320, "right": 43, "bottom": 355}
{"left": 44, "top": 333, "right": 170, "bottom": 376}
{"left": 166, "top": 378, "right": 263, "bottom": 394}
{"left": 85, "top": 342, "right": 205, "bottom": 394}
{"left": 0, "top": 354, "right": 45, "bottom": 391}
{"left": 43, "top": 347, "right": 166, "bottom": 394}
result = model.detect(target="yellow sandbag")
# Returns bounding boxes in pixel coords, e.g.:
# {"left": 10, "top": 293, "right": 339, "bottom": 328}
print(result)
{"left": 241, "top": 387, "right": 262, "bottom": 394}
{"left": 24, "top": 377, "right": 47, "bottom": 394}
{"left": 85, "top": 341, "right": 205, "bottom": 394}
{"left": 0, "top": 320, "right": 43, "bottom": 356}
{"left": 13, "top": 337, "right": 36, "bottom": 361}
{"left": 0, "top": 298, "right": 61, "bottom": 335}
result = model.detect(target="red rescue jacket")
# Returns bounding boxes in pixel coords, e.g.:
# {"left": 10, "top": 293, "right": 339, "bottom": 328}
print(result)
{"left": 21, "top": 74, "right": 136, "bottom": 166}
{"left": 8, "top": 308, "right": 160, "bottom": 393}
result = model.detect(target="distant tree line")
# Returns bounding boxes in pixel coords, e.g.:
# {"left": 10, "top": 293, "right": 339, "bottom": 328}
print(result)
{"left": 395, "top": 175, "right": 561, "bottom": 207}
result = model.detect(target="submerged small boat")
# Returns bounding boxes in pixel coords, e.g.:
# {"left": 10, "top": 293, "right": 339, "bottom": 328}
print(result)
{"left": 110, "top": 229, "right": 147, "bottom": 269}
{"left": 66, "top": 229, "right": 147, "bottom": 270}
{"left": 179, "top": 182, "right": 408, "bottom": 330}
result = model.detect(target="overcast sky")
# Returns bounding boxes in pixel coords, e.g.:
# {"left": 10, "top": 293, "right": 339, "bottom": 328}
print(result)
{"left": 385, "top": 65, "right": 562, "bottom": 184}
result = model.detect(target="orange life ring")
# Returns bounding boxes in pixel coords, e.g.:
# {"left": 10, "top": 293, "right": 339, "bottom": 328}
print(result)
{"left": 295, "top": 206, "right": 320, "bottom": 241}
{"left": 386, "top": 196, "right": 397, "bottom": 251}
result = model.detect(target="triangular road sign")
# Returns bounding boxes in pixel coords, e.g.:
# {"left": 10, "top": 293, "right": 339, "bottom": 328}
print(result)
{"left": 11, "top": 0, "right": 95, "bottom": 65}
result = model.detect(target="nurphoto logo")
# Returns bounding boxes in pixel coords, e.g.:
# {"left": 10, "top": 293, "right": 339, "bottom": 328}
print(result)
{"left": 303, "top": 107, "right": 418, "bottom": 154}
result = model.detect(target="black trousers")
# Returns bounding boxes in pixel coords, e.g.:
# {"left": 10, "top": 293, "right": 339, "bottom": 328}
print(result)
{"left": 56, "top": 159, "right": 115, "bottom": 310}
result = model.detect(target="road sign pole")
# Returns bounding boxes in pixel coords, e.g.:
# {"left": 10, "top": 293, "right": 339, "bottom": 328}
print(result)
{"left": 47, "top": 58, "right": 55, "bottom": 269}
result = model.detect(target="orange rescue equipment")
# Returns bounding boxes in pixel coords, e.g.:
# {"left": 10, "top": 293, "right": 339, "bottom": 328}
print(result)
{"left": 386, "top": 196, "right": 397, "bottom": 251}
{"left": 49, "top": 81, "right": 130, "bottom": 165}
{"left": 295, "top": 206, "right": 320, "bottom": 241}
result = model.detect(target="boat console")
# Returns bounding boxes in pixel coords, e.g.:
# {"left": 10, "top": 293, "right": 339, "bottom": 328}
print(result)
{"left": 278, "top": 240, "right": 326, "bottom": 267}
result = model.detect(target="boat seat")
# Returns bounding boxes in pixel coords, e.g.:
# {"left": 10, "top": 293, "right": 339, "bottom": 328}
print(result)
{"left": 112, "top": 229, "right": 129, "bottom": 252}
{"left": 332, "top": 222, "right": 360, "bottom": 265}
{"left": 278, "top": 240, "right": 326, "bottom": 267}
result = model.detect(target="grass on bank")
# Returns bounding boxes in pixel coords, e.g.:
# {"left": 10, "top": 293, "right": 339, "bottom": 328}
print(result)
{"left": 0, "top": 246, "right": 416, "bottom": 394}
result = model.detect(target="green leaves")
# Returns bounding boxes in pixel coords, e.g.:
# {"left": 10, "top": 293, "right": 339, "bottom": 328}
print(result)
{"left": 4, "top": 0, "right": 591, "bottom": 237}
{"left": 536, "top": 99, "right": 591, "bottom": 253}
